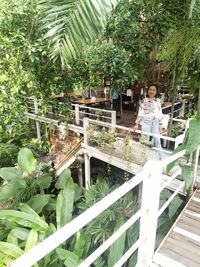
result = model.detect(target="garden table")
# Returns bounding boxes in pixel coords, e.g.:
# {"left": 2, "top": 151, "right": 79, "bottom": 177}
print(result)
{"left": 72, "top": 97, "right": 111, "bottom": 105}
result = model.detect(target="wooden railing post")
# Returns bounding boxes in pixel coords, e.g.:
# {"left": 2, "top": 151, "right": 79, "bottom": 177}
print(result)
{"left": 33, "top": 96, "right": 41, "bottom": 142}
{"left": 111, "top": 110, "right": 116, "bottom": 126}
{"left": 75, "top": 104, "right": 80, "bottom": 125}
{"left": 137, "top": 161, "right": 162, "bottom": 267}
{"left": 83, "top": 118, "right": 90, "bottom": 188}
{"left": 179, "top": 99, "right": 186, "bottom": 117}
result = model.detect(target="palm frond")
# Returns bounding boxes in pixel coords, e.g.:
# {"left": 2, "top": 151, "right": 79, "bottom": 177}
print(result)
{"left": 39, "top": 0, "right": 119, "bottom": 66}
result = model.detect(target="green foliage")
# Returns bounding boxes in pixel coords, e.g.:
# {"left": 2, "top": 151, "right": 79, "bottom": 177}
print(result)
{"left": 0, "top": 142, "right": 19, "bottom": 168}
{"left": 39, "top": 0, "right": 120, "bottom": 66}
{"left": 86, "top": 40, "right": 135, "bottom": 88}
{"left": 56, "top": 178, "right": 76, "bottom": 229}
{"left": 18, "top": 148, "right": 37, "bottom": 174}
{"left": 107, "top": 217, "right": 126, "bottom": 267}
{"left": 0, "top": 148, "right": 53, "bottom": 204}
{"left": 0, "top": 0, "right": 73, "bottom": 143}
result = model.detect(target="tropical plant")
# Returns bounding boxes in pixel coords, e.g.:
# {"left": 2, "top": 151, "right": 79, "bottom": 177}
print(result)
{"left": 0, "top": 148, "right": 53, "bottom": 205}
{"left": 39, "top": 0, "right": 120, "bottom": 66}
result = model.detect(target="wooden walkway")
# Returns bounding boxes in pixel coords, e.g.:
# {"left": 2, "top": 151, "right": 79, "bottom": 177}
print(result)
{"left": 152, "top": 189, "right": 200, "bottom": 267}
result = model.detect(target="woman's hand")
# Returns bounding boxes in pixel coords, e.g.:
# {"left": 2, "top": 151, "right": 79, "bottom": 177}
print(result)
{"left": 159, "top": 125, "right": 166, "bottom": 133}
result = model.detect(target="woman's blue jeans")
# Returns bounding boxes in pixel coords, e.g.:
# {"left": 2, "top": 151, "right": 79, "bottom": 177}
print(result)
{"left": 140, "top": 119, "right": 163, "bottom": 160}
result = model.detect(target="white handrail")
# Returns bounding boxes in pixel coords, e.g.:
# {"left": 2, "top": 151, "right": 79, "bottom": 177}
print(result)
{"left": 9, "top": 170, "right": 144, "bottom": 267}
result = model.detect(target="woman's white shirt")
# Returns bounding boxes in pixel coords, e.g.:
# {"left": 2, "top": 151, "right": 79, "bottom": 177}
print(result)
{"left": 136, "top": 97, "right": 163, "bottom": 124}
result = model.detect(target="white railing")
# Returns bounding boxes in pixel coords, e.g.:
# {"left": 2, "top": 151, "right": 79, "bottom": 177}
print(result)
{"left": 25, "top": 97, "right": 116, "bottom": 137}
{"left": 10, "top": 113, "right": 199, "bottom": 267}
{"left": 9, "top": 148, "right": 189, "bottom": 267}
{"left": 71, "top": 103, "right": 116, "bottom": 126}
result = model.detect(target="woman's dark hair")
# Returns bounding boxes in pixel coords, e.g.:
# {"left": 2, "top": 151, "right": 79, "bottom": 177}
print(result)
{"left": 146, "top": 84, "right": 160, "bottom": 98}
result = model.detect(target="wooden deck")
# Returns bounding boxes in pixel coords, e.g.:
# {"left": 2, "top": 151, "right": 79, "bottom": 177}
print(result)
{"left": 152, "top": 189, "right": 200, "bottom": 267}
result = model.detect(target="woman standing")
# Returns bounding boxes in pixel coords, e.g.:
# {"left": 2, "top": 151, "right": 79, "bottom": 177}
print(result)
{"left": 134, "top": 84, "right": 166, "bottom": 160}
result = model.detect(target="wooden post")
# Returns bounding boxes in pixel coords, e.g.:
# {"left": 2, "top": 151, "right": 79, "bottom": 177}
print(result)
{"left": 179, "top": 99, "right": 186, "bottom": 117}
{"left": 111, "top": 110, "right": 116, "bottom": 127}
{"left": 75, "top": 104, "right": 80, "bottom": 125}
{"left": 33, "top": 96, "right": 41, "bottom": 142}
{"left": 84, "top": 153, "right": 91, "bottom": 189}
{"left": 83, "top": 117, "right": 90, "bottom": 189}
{"left": 137, "top": 161, "right": 162, "bottom": 267}
{"left": 83, "top": 118, "right": 89, "bottom": 145}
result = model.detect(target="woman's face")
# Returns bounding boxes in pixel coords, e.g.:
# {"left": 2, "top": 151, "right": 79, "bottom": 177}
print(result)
{"left": 148, "top": 86, "right": 157, "bottom": 98}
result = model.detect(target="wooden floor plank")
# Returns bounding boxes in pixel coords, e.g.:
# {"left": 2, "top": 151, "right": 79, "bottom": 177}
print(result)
{"left": 153, "top": 190, "right": 200, "bottom": 267}
{"left": 160, "top": 246, "right": 200, "bottom": 267}
{"left": 170, "top": 229, "right": 200, "bottom": 247}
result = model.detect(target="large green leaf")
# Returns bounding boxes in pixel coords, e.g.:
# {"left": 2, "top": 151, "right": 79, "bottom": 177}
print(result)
{"left": 182, "top": 164, "right": 194, "bottom": 192}
{"left": 35, "top": 174, "right": 52, "bottom": 189}
{"left": 107, "top": 217, "right": 126, "bottom": 267}
{"left": 73, "top": 232, "right": 87, "bottom": 259}
{"left": 55, "top": 168, "right": 71, "bottom": 189}
{"left": 27, "top": 194, "right": 52, "bottom": 214}
{"left": 63, "top": 250, "right": 79, "bottom": 267}
{"left": 0, "top": 241, "right": 24, "bottom": 258}
{"left": 0, "top": 210, "right": 49, "bottom": 232}
{"left": 39, "top": 0, "right": 119, "bottom": 65}
{"left": 56, "top": 248, "right": 80, "bottom": 266}
{"left": 0, "top": 180, "right": 25, "bottom": 201}
{"left": 7, "top": 227, "right": 30, "bottom": 241}
{"left": 185, "top": 119, "right": 200, "bottom": 153}
{"left": 0, "top": 167, "right": 23, "bottom": 181}
{"left": 168, "top": 195, "right": 183, "bottom": 218}
{"left": 18, "top": 148, "right": 37, "bottom": 174}
{"left": 25, "top": 229, "right": 38, "bottom": 252}
{"left": 56, "top": 177, "right": 75, "bottom": 229}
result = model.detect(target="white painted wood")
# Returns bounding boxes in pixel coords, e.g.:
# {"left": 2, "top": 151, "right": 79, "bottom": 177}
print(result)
{"left": 9, "top": 170, "right": 144, "bottom": 267}
{"left": 111, "top": 110, "right": 116, "bottom": 126}
{"left": 84, "top": 153, "right": 90, "bottom": 189}
{"left": 25, "top": 112, "right": 84, "bottom": 134}
{"left": 173, "top": 227, "right": 200, "bottom": 243}
{"left": 55, "top": 155, "right": 77, "bottom": 177}
{"left": 192, "top": 196, "right": 200, "bottom": 203}
{"left": 184, "top": 209, "right": 200, "bottom": 219}
{"left": 79, "top": 210, "right": 141, "bottom": 267}
{"left": 33, "top": 97, "right": 41, "bottom": 142}
{"left": 75, "top": 104, "right": 80, "bottom": 125}
{"left": 153, "top": 253, "right": 187, "bottom": 267}
{"left": 179, "top": 99, "right": 186, "bottom": 117}
{"left": 160, "top": 169, "right": 182, "bottom": 191}
{"left": 81, "top": 144, "right": 142, "bottom": 174}
{"left": 137, "top": 161, "right": 163, "bottom": 267}
{"left": 158, "top": 181, "right": 184, "bottom": 217}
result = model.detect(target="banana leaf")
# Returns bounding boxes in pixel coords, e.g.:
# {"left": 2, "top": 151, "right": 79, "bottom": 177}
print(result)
{"left": 7, "top": 227, "right": 30, "bottom": 241}
{"left": 18, "top": 148, "right": 37, "bottom": 174}
{"left": 26, "top": 194, "right": 52, "bottom": 214}
{"left": 182, "top": 164, "right": 194, "bottom": 192}
{"left": 0, "top": 210, "right": 49, "bottom": 232}
{"left": 25, "top": 229, "right": 38, "bottom": 252}
{"left": 73, "top": 232, "right": 87, "bottom": 259}
{"left": 34, "top": 174, "right": 52, "bottom": 189}
{"left": 0, "top": 241, "right": 23, "bottom": 258}
{"left": 185, "top": 119, "right": 200, "bottom": 153}
{"left": 55, "top": 168, "right": 71, "bottom": 190}
{"left": 0, "top": 167, "right": 23, "bottom": 181}
{"left": 56, "top": 178, "right": 75, "bottom": 229}
{"left": 107, "top": 217, "right": 126, "bottom": 267}
{"left": 56, "top": 248, "right": 80, "bottom": 267}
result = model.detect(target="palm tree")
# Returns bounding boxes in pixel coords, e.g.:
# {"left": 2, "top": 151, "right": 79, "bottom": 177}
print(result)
{"left": 39, "top": 0, "right": 119, "bottom": 66}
